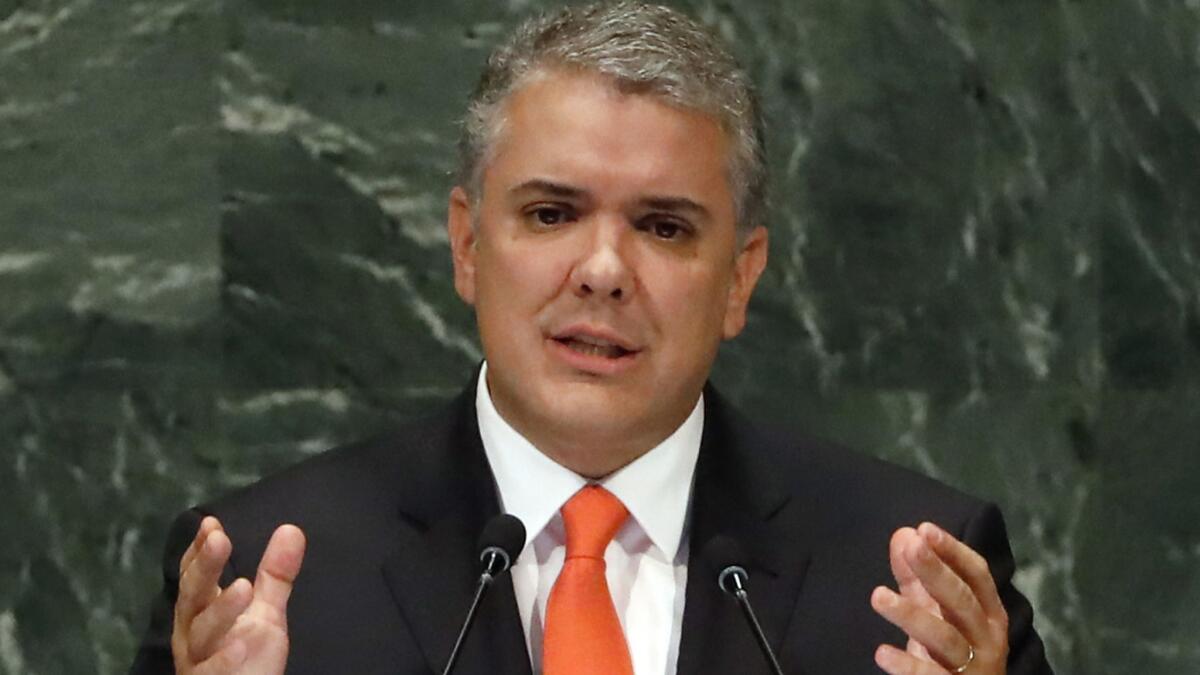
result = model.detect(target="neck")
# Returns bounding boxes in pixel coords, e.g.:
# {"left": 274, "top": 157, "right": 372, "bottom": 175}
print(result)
{"left": 494, "top": 406, "right": 677, "bottom": 479}
{"left": 488, "top": 397, "right": 695, "bottom": 480}
{"left": 533, "top": 437, "right": 655, "bottom": 479}
{"left": 478, "top": 364, "right": 702, "bottom": 480}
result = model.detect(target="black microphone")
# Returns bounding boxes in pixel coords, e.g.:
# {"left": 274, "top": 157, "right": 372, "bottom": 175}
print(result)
{"left": 708, "top": 535, "right": 785, "bottom": 675}
{"left": 442, "top": 514, "right": 526, "bottom": 675}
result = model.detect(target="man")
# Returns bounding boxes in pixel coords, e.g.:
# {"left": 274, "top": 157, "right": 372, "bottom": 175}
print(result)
{"left": 132, "top": 3, "right": 1052, "bottom": 674}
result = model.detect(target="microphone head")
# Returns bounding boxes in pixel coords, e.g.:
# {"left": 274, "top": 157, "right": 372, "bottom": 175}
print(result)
{"left": 478, "top": 513, "right": 526, "bottom": 573}
{"left": 706, "top": 535, "right": 750, "bottom": 595}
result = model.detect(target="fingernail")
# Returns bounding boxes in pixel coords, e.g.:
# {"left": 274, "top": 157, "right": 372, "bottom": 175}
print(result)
{"left": 916, "top": 542, "right": 933, "bottom": 561}
{"left": 881, "top": 588, "right": 898, "bottom": 607}
{"left": 873, "top": 586, "right": 898, "bottom": 608}
{"left": 204, "top": 531, "right": 223, "bottom": 556}
{"left": 230, "top": 578, "right": 251, "bottom": 600}
{"left": 875, "top": 645, "right": 900, "bottom": 669}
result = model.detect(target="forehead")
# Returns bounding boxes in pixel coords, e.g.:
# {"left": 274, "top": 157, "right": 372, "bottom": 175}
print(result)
{"left": 482, "top": 70, "right": 736, "bottom": 217}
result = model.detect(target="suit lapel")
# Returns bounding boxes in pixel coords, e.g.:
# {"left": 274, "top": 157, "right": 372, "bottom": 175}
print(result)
{"left": 676, "top": 387, "right": 813, "bottom": 675}
{"left": 375, "top": 379, "right": 815, "bottom": 675}
{"left": 379, "top": 381, "right": 532, "bottom": 675}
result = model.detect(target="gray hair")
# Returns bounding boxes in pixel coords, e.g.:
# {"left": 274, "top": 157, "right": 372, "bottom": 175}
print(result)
{"left": 457, "top": 1, "right": 767, "bottom": 237}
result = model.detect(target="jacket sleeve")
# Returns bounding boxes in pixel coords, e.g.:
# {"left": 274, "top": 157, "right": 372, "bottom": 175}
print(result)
{"left": 128, "top": 508, "right": 207, "bottom": 675}
{"left": 960, "top": 503, "right": 1055, "bottom": 675}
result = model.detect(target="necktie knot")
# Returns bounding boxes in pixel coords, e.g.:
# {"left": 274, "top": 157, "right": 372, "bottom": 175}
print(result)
{"left": 562, "top": 485, "right": 628, "bottom": 560}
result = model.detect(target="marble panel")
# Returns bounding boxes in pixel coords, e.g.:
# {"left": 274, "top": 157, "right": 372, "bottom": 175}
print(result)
{"left": 2, "top": 0, "right": 1198, "bottom": 673}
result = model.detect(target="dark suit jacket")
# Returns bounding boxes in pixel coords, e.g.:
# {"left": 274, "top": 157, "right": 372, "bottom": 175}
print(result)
{"left": 131, "top": 381, "right": 1053, "bottom": 674}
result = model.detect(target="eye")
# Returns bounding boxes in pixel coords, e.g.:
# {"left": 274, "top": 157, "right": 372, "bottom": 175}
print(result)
{"left": 527, "top": 205, "right": 574, "bottom": 228}
{"left": 639, "top": 217, "right": 691, "bottom": 241}
{"left": 653, "top": 221, "right": 681, "bottom": 239}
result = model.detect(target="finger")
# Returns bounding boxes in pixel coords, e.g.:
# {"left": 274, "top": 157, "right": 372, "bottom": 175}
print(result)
{"left": 871, "top": 586, "right": 971, "bottom": 671}
{"left": 889, "top": 528, "right": 920, "bottom": 587}
{"left": 179, "top": 516, "right": 223, "bottom": 578}
{"left": 889, "top": 528, "right": 940, "bottom": 614}
{"left": 192, "top": 638, "right": 247, "bottom": 675}
{"left": 875, "top": 644, "right": 948, "bottom": 675}
{"left": 903, "top": 536, "right": 990, "bottom": 647}
{"left": 187, "top": 577, "right": 254, "bottom": 663}
{"left": 177, "top": 528, "right": 233, "bottom": 626}
{"left": 919, "top": 522, "right": 1006, "bottom": 620}
{"left": 905, "top": 637, "right": 934, "bottom": 661}
{"left": 252, "top": 524, "right": 307, "bottom": 614}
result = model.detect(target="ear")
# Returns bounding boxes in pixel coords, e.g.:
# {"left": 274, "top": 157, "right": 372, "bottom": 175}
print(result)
{"left": 447, "top": 186, "right": 479, "bottom": 306}
{"left": 722, "top": 225, "right": 768, "bottom": 339}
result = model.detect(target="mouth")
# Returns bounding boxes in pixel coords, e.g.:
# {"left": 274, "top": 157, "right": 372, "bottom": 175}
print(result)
{"left": 547, "top": 326, "right": 642, "bottom": 374}
{"left": 552, "top": 334, "right": 635, "bottom": 359}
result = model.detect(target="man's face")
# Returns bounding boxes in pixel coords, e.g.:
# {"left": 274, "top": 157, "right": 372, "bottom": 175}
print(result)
{"left": 448, "top": 70, "right": 767, "bottom": 475}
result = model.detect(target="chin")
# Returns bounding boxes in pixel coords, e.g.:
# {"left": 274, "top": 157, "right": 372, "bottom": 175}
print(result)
{"left": 533, "top": 382, "right": 628, "bottom": 421}
{"left": 539, "top": 383, "right": 631, "bottom": 421}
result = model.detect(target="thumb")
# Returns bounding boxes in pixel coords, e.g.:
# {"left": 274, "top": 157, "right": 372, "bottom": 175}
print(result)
{"left": 253, "top": 524, "right": 307, "bottom": 614}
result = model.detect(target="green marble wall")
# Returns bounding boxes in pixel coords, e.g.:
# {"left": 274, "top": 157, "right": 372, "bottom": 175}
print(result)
{"left": 2, "top": 0, "right": 1197, "bottom": 672}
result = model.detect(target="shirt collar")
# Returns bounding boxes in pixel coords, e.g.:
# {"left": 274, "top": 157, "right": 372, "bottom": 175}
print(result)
{"left": 476, "top": 361, "right": 703, "bottom": 559}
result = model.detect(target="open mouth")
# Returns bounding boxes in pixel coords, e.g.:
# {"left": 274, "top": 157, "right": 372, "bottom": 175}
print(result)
{"left": 553, "top": 335, "right": 635, "bottom": 359}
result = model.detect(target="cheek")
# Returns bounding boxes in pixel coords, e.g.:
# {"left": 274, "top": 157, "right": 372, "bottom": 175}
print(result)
{"left": 476, "top": 240, "right": 572, "bottom": 316}
{"left": 647, "top": 268, "right": 731, "bottom": 334}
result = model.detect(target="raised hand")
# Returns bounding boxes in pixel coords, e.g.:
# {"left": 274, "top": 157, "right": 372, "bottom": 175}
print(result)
{"left": 870, "top": 522, "right": 1009, "bottom": 674}
{"left": 171, "top": 516, "right": 307, "bottom": 675}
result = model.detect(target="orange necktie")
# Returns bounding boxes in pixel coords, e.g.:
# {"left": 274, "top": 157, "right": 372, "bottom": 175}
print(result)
{"left": 542, "top": 485, "right": 635, "bottom": 675}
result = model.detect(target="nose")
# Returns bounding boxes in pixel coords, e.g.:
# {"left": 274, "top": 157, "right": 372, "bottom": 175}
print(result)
{"left": 570, "top": 219, "right": 633, "bottom": 302}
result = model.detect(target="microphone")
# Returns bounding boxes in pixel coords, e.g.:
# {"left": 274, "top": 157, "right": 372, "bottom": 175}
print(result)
{"left": 477, "top": 513, "right": 525, "bottom": 578}
{"left": 442, "top": 514, "right": 526, "bottom": 675}
{"left": 708, "top": 535, "right": 785, "bottom": 675}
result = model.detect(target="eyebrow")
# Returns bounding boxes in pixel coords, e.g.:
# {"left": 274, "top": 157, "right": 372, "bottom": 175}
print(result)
{"left": 641, "top": 196, "right": 711, "bottom": 221}
{"left": 510, "top": 179, "right": 587, "bottom": 200}
{"left": 510, "top": 179, "right": 712, "bottom": 221}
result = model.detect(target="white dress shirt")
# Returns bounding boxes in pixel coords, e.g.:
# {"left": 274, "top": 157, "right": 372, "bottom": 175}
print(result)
{"left": 476, "top": 362, "right": 703, "bottom": 675}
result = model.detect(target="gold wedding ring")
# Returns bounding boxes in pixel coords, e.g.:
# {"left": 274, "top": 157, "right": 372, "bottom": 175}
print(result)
{"left": 951, "top": 644, "right": 976, "bottom": 673}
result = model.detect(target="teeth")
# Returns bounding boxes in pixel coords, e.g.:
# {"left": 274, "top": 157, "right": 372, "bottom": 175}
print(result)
{"left": 571, "top": 334, "right": 617, "bottom": 348}
{"left": 564, "top": 339, "right": 625, "bottom": 358}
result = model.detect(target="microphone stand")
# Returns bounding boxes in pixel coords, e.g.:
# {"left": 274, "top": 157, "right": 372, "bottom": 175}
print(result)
{"left": 720, "top": 565, "right": 785, "bottom": 675}
{"left": 442, "top": 549, "right": 506, "bottom": 675}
